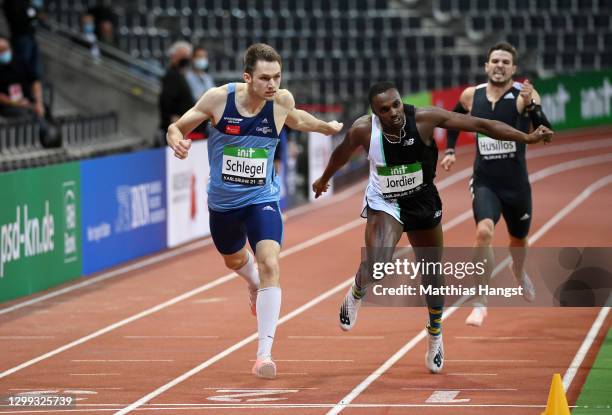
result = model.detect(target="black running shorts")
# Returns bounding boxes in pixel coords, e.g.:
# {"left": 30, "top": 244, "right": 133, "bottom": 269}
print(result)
{"left": 470, "top": 178, "right": 532, "bottom": 239}
{"left": 397, "top": 186, "right": 443, "bottom": 232}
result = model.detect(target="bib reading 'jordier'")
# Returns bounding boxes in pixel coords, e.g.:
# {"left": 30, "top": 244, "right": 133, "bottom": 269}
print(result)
{"left": 366, "top": 104, "right": 437, "bottom": 202}
{"left": 470, "top": 82, "right": 529, "bottom": 187}
{"left": 377, "top": 162, "right": 423, "bottom": 199}
{"left": 207, "top": 83, "right": 280, "bottom": 211}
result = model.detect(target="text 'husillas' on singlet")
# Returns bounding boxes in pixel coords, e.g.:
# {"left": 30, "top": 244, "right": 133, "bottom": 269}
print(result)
{"left": 471, "top": 82, "right": 530, "bottom": 188}
{"left": 367, "top": 104, "right": 438, "bottom": 203}
{"left": 207, "top": 83, "right": 280, "bottom": 211}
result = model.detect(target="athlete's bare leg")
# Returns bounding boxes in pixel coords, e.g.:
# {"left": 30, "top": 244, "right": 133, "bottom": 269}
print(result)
{"left": 406, "top": 223, "right": 444, "bottom": 309}
{"left": 509, "top": 234, "right": 535, "bottom": 302}
{"left": 473, "top": 218, "right": 496, "bottom": 305}
{"left": 355, "top": 207, "right": 404, "bottom": 292}
{"left": 509, "top": 234, "right": 528, "bottom": 277}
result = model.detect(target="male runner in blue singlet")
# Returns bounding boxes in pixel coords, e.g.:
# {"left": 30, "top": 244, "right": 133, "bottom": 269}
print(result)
{"left": 166, "top": 43, "right": 342, "bottom": 379}
{"left": 312, "top": 82, "right": 552, "bottom": 374}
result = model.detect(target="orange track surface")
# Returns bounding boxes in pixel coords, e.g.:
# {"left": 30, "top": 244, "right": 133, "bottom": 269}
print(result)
{"left": 1, "top": 127, "right": 611, "bottom": 414}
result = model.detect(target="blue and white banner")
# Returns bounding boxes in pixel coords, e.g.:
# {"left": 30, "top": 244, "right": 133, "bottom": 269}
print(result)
{"left": 80, "top": 149, "right": 167, "bottom": 274}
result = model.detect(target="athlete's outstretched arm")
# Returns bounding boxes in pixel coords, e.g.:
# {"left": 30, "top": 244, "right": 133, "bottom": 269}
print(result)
{"left": 312, "top": 117, "right": 369, "bottom": 198}
{"left": 167, "top": 87, "right": 223, "bottom": 159}
{"left": 285, "top": 109, "right": 343, "bottom": 135}
{"left": 420, "top": 106, "right": 553, "bottom": 144}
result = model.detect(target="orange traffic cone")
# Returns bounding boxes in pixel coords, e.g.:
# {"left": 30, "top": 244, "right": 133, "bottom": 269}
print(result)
{"left": 541, "top": 373, "right": 571, "bottom": 415}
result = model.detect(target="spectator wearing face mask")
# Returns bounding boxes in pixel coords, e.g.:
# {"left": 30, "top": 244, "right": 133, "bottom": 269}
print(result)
{"left": 0, "top": 36, "right": 44, "bottom": 120}
{"left": 80, "top": 13, "right": 100, "bottom": 59}
{"left": 0, "top": 35, "right": 60, "bottom": 147}
{"left": 2, "top": 0, "right": 44, "bottom": 79}
{"left": 158, "top": 41, "right": 194, "bottom": 140}
{"left": 185, "top": 46, "right": 216, "bottom": 101}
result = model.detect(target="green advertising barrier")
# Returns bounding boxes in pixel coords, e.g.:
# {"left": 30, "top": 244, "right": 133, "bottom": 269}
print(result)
{"left": 536, "top": 70, "right": 612, "bottom": 131}
{"left": 402, "top": 91, "right": 432, "bottom": 107}
{"left": 0, "top": 163, "right": 82, "bottom": 302}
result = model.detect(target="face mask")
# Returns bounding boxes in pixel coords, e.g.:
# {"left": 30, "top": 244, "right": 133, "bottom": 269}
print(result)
{"left": 177, "top": 58, "right": 190, "bottom": 69}
{"left": 194, "top": 58, "right": 209, "bottom": 71}
{"left": 84, "top": 23, "right": 95, "bottom": 34}
{"left": 0, "top": 50, "right": 12, "bottom": 64}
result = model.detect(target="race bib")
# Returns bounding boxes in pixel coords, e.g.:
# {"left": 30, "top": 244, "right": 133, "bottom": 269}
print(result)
{"left": 222, "top": 146, "right": 268, "bottom": 186}
{"left": 377, "top": 162, "right": 423, "bottom": 199}
{"left": 478, "top": 134, "right": 516, "bottom": 156}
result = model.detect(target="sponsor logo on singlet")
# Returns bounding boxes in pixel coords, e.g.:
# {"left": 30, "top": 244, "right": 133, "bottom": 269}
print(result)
{"left": 222, "top": 146, "right": 268, "bottom": 186}
{"left": 377, "top": 162, "right": 424, "bottom": 199}
{"left": 478, "top": 134, "right": 516, "bottom": 158}
{"left": 225, "top": 125, "right": 241, "bottom": 135}
{"left": 256, "top": 126, "right": 274, "bottom": 135}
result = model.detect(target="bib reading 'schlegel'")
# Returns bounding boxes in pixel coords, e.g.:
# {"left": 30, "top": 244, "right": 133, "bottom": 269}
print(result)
{"left": 222, "top": 146, "right": 268, "bottom": 186}
{"left": 377, "top": 162, "right": 423, "bottom": 199}
{"left": 477, "top": 134, "right": 516, "bottom": 156}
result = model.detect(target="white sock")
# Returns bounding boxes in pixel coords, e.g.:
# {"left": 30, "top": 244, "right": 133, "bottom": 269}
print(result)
{"left": 256, "top": 286, "right": 281, "bottom": 358}
{"left": 236, "top": 251, "right": 259, "bottom": 290}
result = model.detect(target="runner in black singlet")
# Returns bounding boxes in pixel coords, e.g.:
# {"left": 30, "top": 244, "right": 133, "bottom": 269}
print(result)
{"left": 441, "top": 42, "right": 553, "bottom": 327}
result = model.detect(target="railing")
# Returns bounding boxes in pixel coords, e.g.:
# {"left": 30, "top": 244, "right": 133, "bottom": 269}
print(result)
{"left": 58, "top": 112, "right": 118, "bottom": 146}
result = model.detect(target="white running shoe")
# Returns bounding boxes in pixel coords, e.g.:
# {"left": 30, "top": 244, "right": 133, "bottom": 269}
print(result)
{"left": 339, "top": 286, "right": 361, "bottom": 332}
{"left": 252, "top": 357, "right": 276, "bottom": 379}
{"left": 425, "top": 330, "right": 444, "bottom": 374}
{"left": 509, "top": 263, "right": 536, "bottom": 302}
{"left": 248, "top": 286, "right": 258, "bottom": 316}
{"left": 465, "top": 306, "right": 488, "bottom": 327}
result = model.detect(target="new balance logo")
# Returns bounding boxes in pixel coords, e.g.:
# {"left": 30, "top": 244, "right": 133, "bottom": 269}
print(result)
{"left": 520, "top": 213, "right": 530, "bottom": 221}
{"left": 433, "top": 210, "right": 442, "bottom": 218}
{"left": 262, "top": 205, "right": 276, "bottom": 212}
{"left": 433, "top": 349, "right": 443, "bottom": 368}
{"left": 402, "top": 138, "right": 415, "bottom": 146}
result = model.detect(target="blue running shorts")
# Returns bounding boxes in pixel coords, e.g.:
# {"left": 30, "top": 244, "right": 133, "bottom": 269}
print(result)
{"left": 209, "top": 202, "right": 283, "bottom": 255}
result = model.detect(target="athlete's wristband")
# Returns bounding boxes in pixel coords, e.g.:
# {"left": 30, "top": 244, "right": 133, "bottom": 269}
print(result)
{"left": 444, "top": 148, "right": 456, "bottom": 156}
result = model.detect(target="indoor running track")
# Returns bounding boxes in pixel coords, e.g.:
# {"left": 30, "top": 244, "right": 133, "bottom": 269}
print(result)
{"left": 1, "top": 126, "right": 611, "bottom": 414}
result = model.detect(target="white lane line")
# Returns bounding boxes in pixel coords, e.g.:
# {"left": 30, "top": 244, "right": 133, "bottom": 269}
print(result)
{"left": 112, "top": 278, "right": 354, "bottom": 415}
{"left": 4, "top": 136, "right": 607, "bottom": 317}
{"left": 402, "top": 388, "right": 518, "bottom": 391}
{"left": 248, "top": 359, "right": 354, "bottom": 362}
{"left": 563, "top": 305, "right": 611, "bottom": 392}
{"left": 191, "top": 298, "right": 226, "bottom": 304}
{"left": 0, "top": 217, "right": 363, "bottom": 380}
{"left": 454, "top": 336, "right": 555, "bottom": 341}
{"left": 123, "top": 336, "right": 218, "bottom": 339}
{"left": 446, "top": 359, "right": 537, "bottom": 363}
{"left": 0, "top": 403, "right": 564, "bottom": 414}
{"left": 201, "top": 387, "right": 319, "bottom": 390}
{"left": 324, "top": 171, "right": 612, "bottom": 415}
{"left": 70, "top": 360, "right": 174, "bottom": 363}
{"left": 287, "top": 336, "right": 384, "bottom": 340}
